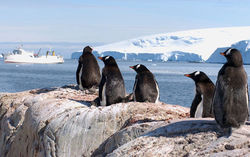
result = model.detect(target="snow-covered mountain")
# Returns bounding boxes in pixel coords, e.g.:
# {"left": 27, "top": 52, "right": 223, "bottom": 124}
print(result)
{"left": 94, "top": 26, "right": 250, "bottom": 62}
{"left": 207, "top": 40, "right": 250, "bottom": 64}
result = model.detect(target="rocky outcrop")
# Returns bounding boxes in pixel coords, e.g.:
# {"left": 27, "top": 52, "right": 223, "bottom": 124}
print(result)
{"left": 0, "top": 85, "right": 188, "bottom": 157}
{"left": 0, "top": 85, "right": 249, "bottom": 157}
{"left": 106, "top": 119, "right": 250, "bottom": 157}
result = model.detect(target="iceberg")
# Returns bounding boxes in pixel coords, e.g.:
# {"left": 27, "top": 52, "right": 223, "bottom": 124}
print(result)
{"left": 71, "top": 50, "right": 202, "bottom": 62}
{"left": 206, "top": 40, "right": 250, "bottom": 64}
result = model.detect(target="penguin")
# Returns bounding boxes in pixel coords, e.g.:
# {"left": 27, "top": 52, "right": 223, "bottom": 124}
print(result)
{"left": 130, "top": 64, "right": 159, "bottom": 103}
{"left": 98, "top": 56, "right": 126, "bottom": 106}
{"left": 212, "top": 48, "right": 249, "bottom": 129}
{"left": 184, "top": 71, "right": 215, "bottom": 118}
{"left": 76, "top": 46, "right": 101, "bottom": 90}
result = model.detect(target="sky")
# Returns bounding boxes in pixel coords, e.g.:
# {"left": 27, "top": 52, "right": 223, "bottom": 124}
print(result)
{"left": 1, "top": 0, "right": 250, "bottom": 44}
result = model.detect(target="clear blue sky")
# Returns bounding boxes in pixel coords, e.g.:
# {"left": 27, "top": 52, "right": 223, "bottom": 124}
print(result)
{"left": 1, "top": 0, "right": 250, "bottom": 44}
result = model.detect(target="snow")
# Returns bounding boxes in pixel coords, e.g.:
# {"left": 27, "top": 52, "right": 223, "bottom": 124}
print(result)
{"left": 207, "top": 40, "right": 250, "bottom": 64}
{"left": 161, "top": 51, "right": 202, "bottom": 62}
{"left": 246, "top": 41, "right": 250, "bottom": 51}
{"left": 94, "top": 26, "right": 250, "bottom": 61}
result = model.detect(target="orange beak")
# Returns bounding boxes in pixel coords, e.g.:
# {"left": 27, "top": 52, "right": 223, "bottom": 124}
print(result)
{"left": 129, "top": 66, "right": 134, "bottom": 69}
{"left": 220, "top": 52, "right": 225, "bottom": 56}
{"left": 98, "top": 57, "right": 103, "bottom": 60}
{"left": 184, "top": 74, "right": 191, "bottom": 77}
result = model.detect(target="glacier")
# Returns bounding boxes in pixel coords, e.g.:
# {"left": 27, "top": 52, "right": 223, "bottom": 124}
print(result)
{"left": 72, "top": 26, "right": 250, "bottom": 62}
{"left": 207, "top": 40, "right": 250, "bottom": 64}
{"left": 71, "top": 51, "right": 203, "bottom": 62}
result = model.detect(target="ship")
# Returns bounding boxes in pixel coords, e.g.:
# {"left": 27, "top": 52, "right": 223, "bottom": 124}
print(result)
{"left": 4, "top": 48, "right": 64, "bottom": 64}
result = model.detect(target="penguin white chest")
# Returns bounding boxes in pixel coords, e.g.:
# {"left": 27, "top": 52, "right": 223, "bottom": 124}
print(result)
{"left": 155, "top": 80, "right": 160, "bottom": 103}
{"left": 195, "top": 95, "right": 203, "bottom": 118}
{"left": 100, "top": 83, "right": 106, "bottom": 106}
{"left": 246, "top": 91, "right": 249, "bottom": 119}
{"left": 79, "top": 66, "right": 84, "bottom": 90}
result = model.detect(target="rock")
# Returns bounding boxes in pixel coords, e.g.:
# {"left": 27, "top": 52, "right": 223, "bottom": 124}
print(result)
{"left": 0, "top": 85, "right": 189, "bottom": 157}
{"left": 107, "top": 119, "right": 250, "bottom": 157}
{"left": 0, "top": 85, "right": 249, "bottom": 157}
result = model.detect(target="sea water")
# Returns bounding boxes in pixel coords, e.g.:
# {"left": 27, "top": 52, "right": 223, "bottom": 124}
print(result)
{"left": 0, "top": 58, "right": 250, "bottom": 108}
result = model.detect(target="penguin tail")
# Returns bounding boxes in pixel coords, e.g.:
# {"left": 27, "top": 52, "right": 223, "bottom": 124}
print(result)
{"left": 87, "top": 86, "right": 99, "bottom": 94}
{"left": 223, "top": 127, "right": 232, "bottom": 137}
{"left": 122, "top": 93, "right": 134, "bottom": 103}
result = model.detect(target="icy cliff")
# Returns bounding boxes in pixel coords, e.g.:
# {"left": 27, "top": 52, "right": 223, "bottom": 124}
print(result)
{"left": 207, "top": 40, "right": 250, "bottom": 64}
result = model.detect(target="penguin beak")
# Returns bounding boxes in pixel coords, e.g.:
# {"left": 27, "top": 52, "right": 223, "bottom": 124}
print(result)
{"left": 220, "top": 52, "right": 225, "bottom": 56}
{"left": 129, "top": 66, "right": 134, "bottom": 69}
{"left": 98, "top": 57, "right": 103, "bottom": 60}
{"left": 184, "top": 74, "right": 191, "bottom": 77}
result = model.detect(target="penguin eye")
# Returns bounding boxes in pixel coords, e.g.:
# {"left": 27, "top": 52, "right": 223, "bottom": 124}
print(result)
{"left": 136, "top": 64, "right": 141, "bottom": 69}
{"left": 194, "top": 71, "right": 200, "bottom": 76}
{"left": 226, "top": 48, "right": 232, "bottom": 55}
{"left": 105, "top": 56, "right": 110, "bottom": 60}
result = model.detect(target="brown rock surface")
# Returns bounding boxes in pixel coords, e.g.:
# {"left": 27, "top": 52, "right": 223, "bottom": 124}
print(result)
{"left": 106, "top": 119, "right": 250, "bottom": 157}
{"left": 0, "top": 85, "right": 249, "bottom": 157}
{"left": 0, "top": 85, "right": 189, "bottom": 157}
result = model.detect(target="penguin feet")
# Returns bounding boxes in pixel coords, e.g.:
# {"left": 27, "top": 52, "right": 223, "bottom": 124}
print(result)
{"left": 77, "top": 85, "right": 98, "bottom": 94}
{"left": 86, "top": 87, "right": 98, "bottom": 94}
{"left": 61, "top": 84, "right": 78, "bottom": 90}
{"left": 217, "top": 126, "right": 232, "bottom": 137}
{"left": 122, "top": 93, "right": 134, "bottom": 103}
{"left": 90, "top": 97, "right": 101, "bottom": 107}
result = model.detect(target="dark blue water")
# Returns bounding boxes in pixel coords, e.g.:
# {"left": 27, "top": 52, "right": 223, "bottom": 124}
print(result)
{"left": 1, "top": 58, "right": 250, "bottom": 108}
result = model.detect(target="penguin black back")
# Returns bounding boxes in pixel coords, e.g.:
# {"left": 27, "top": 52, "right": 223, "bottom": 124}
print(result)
{"left": 98, "top": 56, "right": 126, "bottom": 106}
{"left": 213, "top": 48, "right": 249, "bottom": 129}
{"left": 130, "top": 64, "right": 159, "bottom": 103}
{"left": 184, "top": 71, "right": 215, "bottom": 118}
{"left": 76, "top": 46, "right": 101, "bottom": 89}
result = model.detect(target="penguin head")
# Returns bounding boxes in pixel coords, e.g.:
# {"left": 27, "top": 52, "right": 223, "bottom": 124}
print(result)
{"left": 129, "top": 64, "right": 149, "bottom": 73}
{"left": 98, "top": 56, "right": 117, "bottom": 66}
{"left": 83, "top": 46, "right": 93, "bottom": 54}
{"left": 184, "top": 71, "right": 210, "bottom": 83}
{"left": 220, "top": 48, "right": 243, "bottom": 67}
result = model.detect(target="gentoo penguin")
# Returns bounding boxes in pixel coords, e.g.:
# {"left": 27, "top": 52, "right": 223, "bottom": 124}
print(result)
{"left": 130, "top": 64, "right": 159, "bottom": 103}
{"left": 98, "top": 56, "right": 126, "bottom": 106}
{"left": 213, "top": 48, "right": 249, "bottom": 129}
{"left": 184, "top": 71, "right": 215, "bottom": 118}
{"left": 76, "top": 46, "right": 101, "bottom": 90}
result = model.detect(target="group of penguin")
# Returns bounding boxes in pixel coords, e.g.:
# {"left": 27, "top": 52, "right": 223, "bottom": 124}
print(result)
{"left": 76, "top": 46, "right": 249, "bottom": 131}
{"left": 76, "top": 46, "right": 159, "bottom": 106}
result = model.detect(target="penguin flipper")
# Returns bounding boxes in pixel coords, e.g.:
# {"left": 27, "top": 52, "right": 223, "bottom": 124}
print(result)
{"left": 190, "top": 92, "right": 202, "bottom": 118}
{"left": 76, "top": 61, "right": 82, "bottom": 85}
{"left": 132, "top": 75, "right": 139, "bottom": 101}
{"left": 212, "top": 77, "right": 225, "bottom": 127}
{"left": 247, "top": 85, "right": 249, "bottom": 119}
{"left": 99, "top": 74, "right": 106, "bottom": 103}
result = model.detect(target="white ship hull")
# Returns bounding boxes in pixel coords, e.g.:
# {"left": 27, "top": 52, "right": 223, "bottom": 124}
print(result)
{"left": 5, "top": 55, "right": 64, "bottom": 64}
{"left": 4, "top": 48, "right": 64, "bottom": 64}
